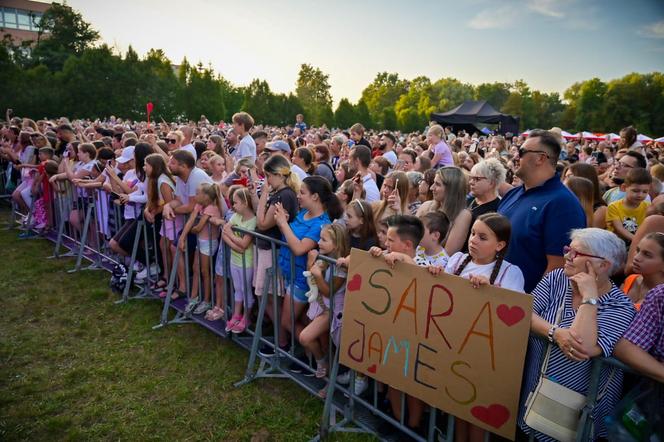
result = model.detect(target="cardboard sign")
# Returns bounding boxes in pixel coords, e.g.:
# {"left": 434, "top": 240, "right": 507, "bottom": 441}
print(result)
{"left": 339, "top": 249, "right": 533, "bottom": 440}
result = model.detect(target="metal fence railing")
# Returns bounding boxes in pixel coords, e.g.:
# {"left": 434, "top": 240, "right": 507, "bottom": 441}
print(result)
{"left": 3, "top": 175, "right": 661, "bottom": 442}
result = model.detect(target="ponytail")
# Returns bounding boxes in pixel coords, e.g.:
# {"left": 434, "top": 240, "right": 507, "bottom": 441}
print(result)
{"left": 489, "top": 253, "right": 505, "bottom": 286}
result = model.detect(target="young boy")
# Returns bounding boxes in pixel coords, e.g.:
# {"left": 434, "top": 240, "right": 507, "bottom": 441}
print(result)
{"left": 415, "top": 212, "right": 450, "bottom": 268}
{"left": 368, "top": 214, "right": 426, "bottom": 432}
{"left": 231, "top": 112, "right": 256, "bottom": 162}
{"left": 606, "top": 167, "right": 651, "bottom": 243}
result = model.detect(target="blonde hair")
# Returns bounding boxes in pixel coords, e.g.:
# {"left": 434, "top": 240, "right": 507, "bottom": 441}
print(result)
{"left": 263, "top": 154, "right": 301, "bottom": 194}
{"left": 428, "top": 124, "right": 444, "bottom": 139}
{"left": 233, "top": 187, "right": 255, "bottom": 213}
{"left": 566, "top": 176, "right": 594, "bottom": 227}
{"left": 374, "top": 171, "right": 410, "bottom": 222}
{"left": 198, "top": 182, "right": 219, "bottom": 205}
{"left": 321, "top": 223, "right": 350, "bottom": 260}
{"left": 234, "top": 157, "right": 255, "bottom": 174}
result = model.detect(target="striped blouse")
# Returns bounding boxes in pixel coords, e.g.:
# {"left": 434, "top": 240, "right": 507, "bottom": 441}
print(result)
{"left": 518, "top": 269, "right": 636, "bottom": 441}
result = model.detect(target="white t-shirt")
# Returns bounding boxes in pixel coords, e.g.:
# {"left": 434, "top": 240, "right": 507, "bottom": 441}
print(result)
{"left": 362, "top": 173, "right": 380, "bottom": 203}
{"left": 444, "top": 252, "right": 525, "bottom": 293}
{"left": 382, "top": 150, "right": 397, "bottom": 167}
{"left": 122, "top": 169, "right": 140, "bottom": 219}
{"left": 291, "top": 164, "right": 309, "bottom": 181}
{"left": 234, "top": 134, "right": 256, "bottom": 162}
{"left": 174, "top": 167, "right": 213, "bottom": 206}
{"left": 178, "top": 144, "right": 197, "bottom": 161}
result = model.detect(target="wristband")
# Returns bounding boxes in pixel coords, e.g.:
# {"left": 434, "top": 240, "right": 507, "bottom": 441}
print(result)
{"left": 547, "top": 325, "right": 558, "bottom": 343}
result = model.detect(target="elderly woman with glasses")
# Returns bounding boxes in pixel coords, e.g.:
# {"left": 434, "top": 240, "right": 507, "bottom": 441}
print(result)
{"left": 519, "top": 228, "right": 636, "bottom": 441}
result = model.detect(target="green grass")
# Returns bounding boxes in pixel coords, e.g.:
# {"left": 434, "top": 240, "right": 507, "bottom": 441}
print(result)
{"left": 0, "top": 212, "right": 374, "bottom": 441}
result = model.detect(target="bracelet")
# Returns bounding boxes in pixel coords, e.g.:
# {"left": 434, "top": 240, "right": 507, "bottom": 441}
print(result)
{"left": 547, "top": 325, "right": 558, "bottom": 343}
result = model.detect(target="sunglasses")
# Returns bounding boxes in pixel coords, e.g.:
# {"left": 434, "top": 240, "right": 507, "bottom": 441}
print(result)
{"left": 166, "top": 139, "right": 177, "bottom": 144}
{"left": 518, "top": 147, "right": 549, "bottom": 158}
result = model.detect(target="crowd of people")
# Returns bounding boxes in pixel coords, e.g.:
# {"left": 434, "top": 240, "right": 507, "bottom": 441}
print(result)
{"left": 1, "top": 109, "right": 663, "bottom": 441}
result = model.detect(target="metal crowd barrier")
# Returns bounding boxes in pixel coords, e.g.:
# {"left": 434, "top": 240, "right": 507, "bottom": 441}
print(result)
{"left": 9, "top": 181, "right": 662, "bottom": 442}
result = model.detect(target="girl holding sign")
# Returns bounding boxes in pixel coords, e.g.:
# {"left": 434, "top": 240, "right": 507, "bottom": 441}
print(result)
{"left": 430, "top": 212, "right": 524, "bottom": 442}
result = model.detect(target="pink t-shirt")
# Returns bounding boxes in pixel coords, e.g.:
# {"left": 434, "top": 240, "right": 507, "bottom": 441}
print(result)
{"left": 194, "top": 203, "right": 221, "bottom": 240}
{"left": 433, "top": 140, "right": 454, "bottom": 167}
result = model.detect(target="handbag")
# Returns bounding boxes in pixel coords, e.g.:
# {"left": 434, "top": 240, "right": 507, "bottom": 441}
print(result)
{"left": 524, "top": 295, "right": 587, "bottom": 442}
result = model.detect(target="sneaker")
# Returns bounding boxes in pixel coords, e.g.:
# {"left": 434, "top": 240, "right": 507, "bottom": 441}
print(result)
{"left": 184, "top": 297, "right": 200, "bottom": 315}
{"left": 135, "top": 263, "right": 159, "bottom": 281}
{"left": 354, "top": 375, "right": 369, "bottom": 396}
{"left": 193, "top": 301, "right": 211, "bottom": 315}
{"left": 18, "top": 231, "right": 37, "bottom": 239}
{"left": 231, "top": 316, "right": 247, "bottom": 334}
{"left": 287, "top": 360, "right": 304, "bottom": 374}
{"left": 336, "top": 370, "right": 352, "bottom": 385}
{"left": 315, "top": 359, "right": 328, "bottom": 378}
{"left": 132, "top": 262, "right": 144, "bottom": 272}
{"left": 224, "top": 314, "right": 241, "bottom": 332}
{"left": 259, "top": 342, "right": 289, "bottom": 357}
{"left": 205, "top": 306, "right": 224, "bottom": 321}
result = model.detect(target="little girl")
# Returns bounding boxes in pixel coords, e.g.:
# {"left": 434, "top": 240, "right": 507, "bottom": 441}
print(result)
{"left": 209, "top": 154, "right": 227, "bottom": 186}
{"left": 441, "top": 212, "right": 524, "bottom": 292}
{"left": 143, "top": 153, "right": 177, "bottom": 295}
{"left": 622, "top": 232, "right": 664, "bottom": 310}
{"left": 206, "top": 185, "right": 241, "bottom": 322}
{"left": 430, "top": 212, "right": 523, "bottom": 442}
{"left": 222, "top": 187, "right": 257, "bottom": 333}
{"left": 179, "top": 183, "right": 221, "bottom": 316}
{"left": 300, "top": 224, "right": 350, "bottom": 379}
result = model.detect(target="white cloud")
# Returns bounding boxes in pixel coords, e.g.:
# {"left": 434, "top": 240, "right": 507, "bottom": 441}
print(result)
{"left": 467, "top": 0, "right": 574, "bottom": 30}
{"left": 526, "top": 0, "right": 566, "bottom": 18}
{"left": 467, "top": 5, "right": 518, "bottom": 29}
{"left": 639, "top": 20, "right": 664, "bottom": 39}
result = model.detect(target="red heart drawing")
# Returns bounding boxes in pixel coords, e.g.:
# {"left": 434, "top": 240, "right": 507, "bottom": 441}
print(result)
{"left": 496, "top": 304, "right": 525, "bottom": 327}
{"left": 471, "top": 404, "right": 510, "bottom": 429}
{"left": 367, "top": 364, "right": 377, "bottom": 374}
{"left": 347, "top": 274, "right": 362, "bottom": 291}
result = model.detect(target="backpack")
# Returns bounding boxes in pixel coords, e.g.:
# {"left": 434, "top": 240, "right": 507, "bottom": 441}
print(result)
{"left": 318, "top": 162, "right": 338, "bottom": 191}
{"left": 110, "top": 263, "right": 129, "bottom": 294}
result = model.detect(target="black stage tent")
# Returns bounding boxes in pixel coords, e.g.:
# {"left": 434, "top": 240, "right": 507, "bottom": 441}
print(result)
{"left": 430, "top": 100, "right": 520, "bottom": 135}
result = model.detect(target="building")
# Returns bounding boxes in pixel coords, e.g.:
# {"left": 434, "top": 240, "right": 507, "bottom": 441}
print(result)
{"left": 0, "top": 0, "right": 51, "bottom": 44}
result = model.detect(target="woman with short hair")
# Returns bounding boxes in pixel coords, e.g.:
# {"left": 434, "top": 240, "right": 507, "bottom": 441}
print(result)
{"left": 519, "top": 228, "right": 636, "bottom": 441}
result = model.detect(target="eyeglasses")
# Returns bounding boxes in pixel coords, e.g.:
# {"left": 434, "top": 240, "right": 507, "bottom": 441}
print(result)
{"left": 468, "top": 176, "right": 487, "bottom": 183}
{"left": 563, "top": 245, "right": 605, "bottom": 261}
{"left": 616, "top": 161, "right": 634, "bottom": 169}
{"left": 518, "top": 147, "right": 549, "bottom": 158}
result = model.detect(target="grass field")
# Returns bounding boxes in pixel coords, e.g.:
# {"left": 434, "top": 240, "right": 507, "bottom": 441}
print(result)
{"left": 0, "top": 212, "right": 372, "bottom": 441}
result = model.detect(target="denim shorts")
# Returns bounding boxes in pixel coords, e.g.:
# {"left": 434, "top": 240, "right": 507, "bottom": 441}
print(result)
{"left": 289, "top": 285, "right": 308, "bottom": 303}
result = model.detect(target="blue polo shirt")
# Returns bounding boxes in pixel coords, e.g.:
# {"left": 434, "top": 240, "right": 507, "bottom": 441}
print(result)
{"left": 498, "top": 173, "right": 586, "bottom": 293}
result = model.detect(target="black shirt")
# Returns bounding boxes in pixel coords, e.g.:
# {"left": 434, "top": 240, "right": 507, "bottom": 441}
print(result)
{"left": 255, "top": 187, "right": 299, "bottom": 249}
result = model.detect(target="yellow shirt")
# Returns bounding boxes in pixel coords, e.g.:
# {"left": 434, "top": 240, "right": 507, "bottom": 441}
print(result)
{"left": 606, "top": 199, "right": 649, "bottom": 234}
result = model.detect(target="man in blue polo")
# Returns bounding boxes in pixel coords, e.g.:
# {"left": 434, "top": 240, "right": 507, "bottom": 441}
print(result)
{"left": 498, "top": 129, "right": 586, "bottom": 292}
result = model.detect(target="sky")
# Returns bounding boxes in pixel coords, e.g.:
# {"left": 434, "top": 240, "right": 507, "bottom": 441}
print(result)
{"left": 60, "top": 0, "right": 664, "bottom": 104}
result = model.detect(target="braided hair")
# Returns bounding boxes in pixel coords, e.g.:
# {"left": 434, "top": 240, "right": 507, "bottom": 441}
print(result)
{"left": 455, "top": 213, "right": 512, "bottom": 286}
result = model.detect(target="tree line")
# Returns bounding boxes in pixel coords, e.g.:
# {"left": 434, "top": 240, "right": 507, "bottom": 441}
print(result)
{"left": 1, "top": 3, "right": 663, "bottom": 135}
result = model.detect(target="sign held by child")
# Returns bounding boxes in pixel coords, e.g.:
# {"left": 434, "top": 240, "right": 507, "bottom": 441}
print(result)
{"left": 339, "top": 248, "right": 532, "bottom": 440}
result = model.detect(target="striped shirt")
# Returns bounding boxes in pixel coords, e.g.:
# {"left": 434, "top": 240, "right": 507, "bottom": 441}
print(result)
{"left": 622, "top": 283, "right": 664, "bottom": 362}
{"left": 518, "top": 269, "right": 636, "bottom": 441}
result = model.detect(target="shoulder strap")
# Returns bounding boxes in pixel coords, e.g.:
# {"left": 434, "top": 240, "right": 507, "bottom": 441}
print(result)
{"left": 496, "top": 262, "right": 511, "bottom": 286}
{"left": 540, "top": 292, "right": 567, "bottom": 377}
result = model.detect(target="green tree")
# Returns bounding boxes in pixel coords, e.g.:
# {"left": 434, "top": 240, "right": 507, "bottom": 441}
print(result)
{"left": 431, "top": 77, "right": 474, "bottom": 111}
{"left": 242, "top": 79, "right": 275, "bottom": 124}
{"left": 334, "top": 98, "right": 356, "bottom": 129}
{"left": 575, "top": 78, "right": 607, "bottom": 131}
{"left": 31, "top": 2, "right": 100, "bottom": 71}
{"left": 360, "top": 72, "right": 409, "bottom": 128}
{"left": 395, "top": 76, "right": 434, "bottom": 132}
{"left": 475, "top": 82, "right": 512, "bottom": 111}
{"left": 295, "top": 63, "right": 333, "bottom": 126}
{"left": 355, "top": 99, "right": 373, "bottom": 129}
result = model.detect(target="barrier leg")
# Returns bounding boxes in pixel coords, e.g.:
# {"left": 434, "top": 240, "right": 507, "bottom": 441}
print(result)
{"left": 68, "top": 202, "right": 95, "bottom": 273}
{"left": 116, "top": 219, "right": 144, "bottom": 303}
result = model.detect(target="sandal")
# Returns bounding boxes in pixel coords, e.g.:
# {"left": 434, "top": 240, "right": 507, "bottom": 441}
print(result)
{"left": 170, "top": 289, "right": 185, "bottom": 301}
{"left": 151, "top": 279, "right": 167, "bottom": 290}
